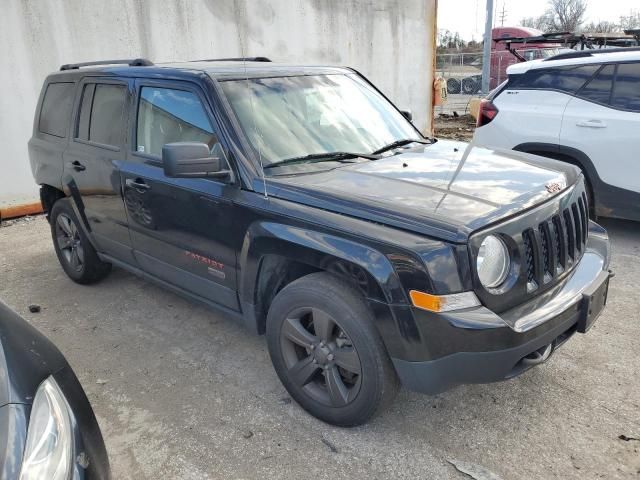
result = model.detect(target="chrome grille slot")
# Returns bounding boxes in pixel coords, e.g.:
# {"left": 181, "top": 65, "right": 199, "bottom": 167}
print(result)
{"left": 523, "top": 229, "right": 537, "bottom": 292}
{"left": 552, "top": 215, "right": 565, "bottom": 273}
{"left": 572, "top": 204, "right": 582, "bottom": 253}
{"left": 563, "top": 209, "right": 575, "bottom": 262}
{"left": 578, "top": 195, "right": 588, "bottom": 245}
{"left": 538, "top": 222, "right": 553, "bottom": 283}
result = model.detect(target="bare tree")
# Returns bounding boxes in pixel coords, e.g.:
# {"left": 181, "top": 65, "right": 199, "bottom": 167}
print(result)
{"left": 582, "top": 20, "right": 620, "bottom": 33}
{"left": 520, "top": 0, "right": 587, "bottom": 33}
{"left": 546, "top": 0, "right": 588, "bottom": 32}
{"left": 619, "top": 11, "right": 640, "bottom": 30}
{"left": 520, "top": 15, "right": 553, "bottom": 31}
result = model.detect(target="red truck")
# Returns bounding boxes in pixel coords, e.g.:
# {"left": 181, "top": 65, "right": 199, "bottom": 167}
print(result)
{"left": 443, "top": 27, "right": 563, "bottom": 94}
{"left": 490, "top": 26, "right": 564, "bottom": 87}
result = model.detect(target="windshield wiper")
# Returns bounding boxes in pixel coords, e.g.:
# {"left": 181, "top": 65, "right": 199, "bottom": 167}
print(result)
{"left": 372, "top": 138, "right": 432, "bottom": 155}
{"left": 263, "top": 151, "right": 380, "bottom": 170}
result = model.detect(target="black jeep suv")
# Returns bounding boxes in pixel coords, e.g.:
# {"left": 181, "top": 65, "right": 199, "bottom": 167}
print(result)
{"left": 29, "top": 58, "right": 612, "bottom": 426}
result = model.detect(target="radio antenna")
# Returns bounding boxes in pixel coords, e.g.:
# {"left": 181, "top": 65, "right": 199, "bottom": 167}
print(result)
{"left": 238, "top": 29, "right": 268, "bottom": 199}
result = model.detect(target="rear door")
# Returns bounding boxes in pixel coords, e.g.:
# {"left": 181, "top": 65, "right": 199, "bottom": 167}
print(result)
{"left": 63, "top": 78, "right": 135, "bottom": 262}
{"left": 560, "top": 62, "right": 640, "bottom": 195}
{"left": 119, "top": 79, "right": 240, "bottom": 310}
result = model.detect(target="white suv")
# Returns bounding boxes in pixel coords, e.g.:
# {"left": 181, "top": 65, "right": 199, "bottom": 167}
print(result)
{"left": 473, "top": 48, "right": 640, "bottom": 221}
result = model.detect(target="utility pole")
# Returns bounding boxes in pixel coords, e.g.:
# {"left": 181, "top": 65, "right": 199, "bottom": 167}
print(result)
{"left": 481, "top": 0, "right": 495, "bottom": 95}
{"left": 499, "top": 3, "right": 507, "bottom": 26}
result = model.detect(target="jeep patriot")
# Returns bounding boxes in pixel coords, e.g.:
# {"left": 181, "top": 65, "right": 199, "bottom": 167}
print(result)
{"left": 28, "top": 58, "right": 612, "bottom": 426}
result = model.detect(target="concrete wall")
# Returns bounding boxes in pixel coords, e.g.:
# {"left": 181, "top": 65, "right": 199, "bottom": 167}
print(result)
{"left": 0, "top": 0, "right": 437, "bottom": 206}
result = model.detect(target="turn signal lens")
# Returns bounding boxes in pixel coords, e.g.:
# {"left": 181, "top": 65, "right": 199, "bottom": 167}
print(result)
{"left": 409, "top": 290, "right": 481, "bottom": 313}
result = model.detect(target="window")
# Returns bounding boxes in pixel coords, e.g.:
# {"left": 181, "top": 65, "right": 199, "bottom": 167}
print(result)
{"left": 510, "top": 65, "right": 599, "bottom": 94}
{"left": 76, "top": 83, "right": 127, "bottom": 147}
{"left": 136, "top": 87, "right": 217, "bottom": 157}
{"left": 578, "top": 65, "right": 615, "bottom": 105}
{"left": 611, "top": 63, "right": 640, "bottom": 112}
{"left": 39, "top": 82, "right": 75, "bottom": 137}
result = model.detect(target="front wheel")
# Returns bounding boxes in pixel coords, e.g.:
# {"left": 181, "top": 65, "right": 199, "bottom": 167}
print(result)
{"left": 266, "top": 272, "right": 398, "bottom": 426}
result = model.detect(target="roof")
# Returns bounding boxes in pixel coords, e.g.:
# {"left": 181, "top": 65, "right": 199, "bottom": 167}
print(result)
{"left": 507, "top": 48, "right": 640, "bottom": 75}
{"left": 49, "top": 59, "right": 351, "bottom": 81}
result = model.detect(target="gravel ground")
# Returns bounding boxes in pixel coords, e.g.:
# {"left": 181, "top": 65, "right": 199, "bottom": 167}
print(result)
{"left": 1, "top": 215, "right": 639, "bottom": 479}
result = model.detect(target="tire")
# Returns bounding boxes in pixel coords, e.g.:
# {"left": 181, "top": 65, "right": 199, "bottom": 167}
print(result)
{"left": 50, "top": 198, "right": 112, "bottom": 284}
{"left": 266, "top": 272, "right": 398, "bottom": 426}
{"left": 447, "top": 77, "right": 461, "bottom": 94}
{"left": 461, "top": 77, "right": 477, "bottom": 95}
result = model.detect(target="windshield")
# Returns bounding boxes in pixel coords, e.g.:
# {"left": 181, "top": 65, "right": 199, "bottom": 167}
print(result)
{"left": 219, "top": 74, "right": 421, "bottom": 167}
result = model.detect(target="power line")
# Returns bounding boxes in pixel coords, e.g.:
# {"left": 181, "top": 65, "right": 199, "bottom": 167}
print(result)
{"left": 498, "top": 2, "right": 507, "bottom": 26}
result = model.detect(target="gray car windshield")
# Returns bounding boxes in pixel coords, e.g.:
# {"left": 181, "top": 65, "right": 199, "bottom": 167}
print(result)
{"left": 219, "top": 74, "right": 421, "bottom": 168}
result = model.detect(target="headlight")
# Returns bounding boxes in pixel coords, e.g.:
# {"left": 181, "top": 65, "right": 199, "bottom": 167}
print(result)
{"left": 19, "top": 377, "right": 73, "bottom": 480}
{"left": 477, "top": 235, "right": 510, "bottom": 288}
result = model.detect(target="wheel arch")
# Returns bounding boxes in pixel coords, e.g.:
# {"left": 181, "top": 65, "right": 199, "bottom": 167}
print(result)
{"left": 513, "top": 142, "right": 599, "bottom": 208}
{"left": 238, "top": 222, "right": 404, "bottom": 335}
{"left": 39, "top": 184, "right": 65, "bottom": 222}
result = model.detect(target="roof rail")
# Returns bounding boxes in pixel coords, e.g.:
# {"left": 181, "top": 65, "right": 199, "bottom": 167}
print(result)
{"left": 60, "top": 58, "right": 154, "bottom": 71}
{"left": 543, "top": 51, "right": 593, "bottom": 61}
{"left": 544, "top": 46, "right": 640, "bottom": 61}
{"left": 189, "top": 57, "right": 272, "bottom": 63}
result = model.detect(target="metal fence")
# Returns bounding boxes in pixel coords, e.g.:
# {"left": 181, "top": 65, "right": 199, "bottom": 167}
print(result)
{"left": 435, "top": 47, "right": 562, "bottom": 115}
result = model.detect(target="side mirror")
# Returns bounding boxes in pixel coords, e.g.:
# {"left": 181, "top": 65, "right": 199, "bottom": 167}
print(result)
{"left": 400, "top": 110, "right": 413, "bottom": 122}
{"left": 162, "top": 142, "right": 230, "bottom": 179}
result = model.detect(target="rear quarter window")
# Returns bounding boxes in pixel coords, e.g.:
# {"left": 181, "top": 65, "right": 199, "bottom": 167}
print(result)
{"left": 508, "top": 65, "right": 599, "bottom": 94}
{"left": 38, "top": 82, "right": 75, "bottom": 137}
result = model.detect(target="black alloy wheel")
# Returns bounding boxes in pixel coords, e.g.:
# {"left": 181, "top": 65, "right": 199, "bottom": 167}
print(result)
{"left": 267, "top": 272, "right": 398, "bottom": 426}
{"left": 55, "top": 213, "right": 85, "bottom": 273}
{"left": 280, "top": 307, "right": 362, "bottom": 407}
{"left": 49, "top": 198, "right": 111, "bottom": 284}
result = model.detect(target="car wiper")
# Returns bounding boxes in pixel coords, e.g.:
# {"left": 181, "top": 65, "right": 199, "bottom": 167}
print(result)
{"left": 263, "top": 151, "right": 380, "bottom": 169}
{"left": 372, "top": 138, "right": 432, "bottom": 155}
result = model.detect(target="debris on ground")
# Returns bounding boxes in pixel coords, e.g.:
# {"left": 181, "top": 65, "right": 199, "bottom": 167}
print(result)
{"left": 434, "top": 114, "right": 476, "bottom": 142}
{"left": 28, "top": 304, "right": 41, "bottom": 313}
{"left": 242, "top": 430, "right": 254, "bottom": 439}
{"left": 447, "top": 459, "right": 504, "bottom": 480}
{"left": 96, "top": 379, "right": 108, "bottom": 385}
{"left": 0, "top": 215, "right": 42, "bottom": 228}
{"left": 618, "top": 434, "right": 639, "bottom": 442}
{"left": 320, "top": 436, "right": 339, "bottom": 453}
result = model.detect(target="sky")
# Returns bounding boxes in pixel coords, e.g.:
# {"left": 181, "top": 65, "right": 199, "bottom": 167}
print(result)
{"left": 438, "top": 0, "right": 640, "bottom": 41}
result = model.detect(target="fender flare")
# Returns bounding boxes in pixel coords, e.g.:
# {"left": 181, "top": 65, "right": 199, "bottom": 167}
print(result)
{"left": 238, "top": 221, "right": 407, "bottom": 309}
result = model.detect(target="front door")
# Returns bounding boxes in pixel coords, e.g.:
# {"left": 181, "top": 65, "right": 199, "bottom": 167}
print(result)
{"left": 63, "top": 78, "right": 134, "bottom": 262}
{"left": 120, "top": 80, "right": 240, "bottom": 310}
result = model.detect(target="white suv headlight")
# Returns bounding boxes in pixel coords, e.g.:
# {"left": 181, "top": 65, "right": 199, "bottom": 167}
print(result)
{"left": 19, "top": 377, "right": 73, "bottom": 480}
{"left": 477, "top": 235, "right": 510, "bottom": 288}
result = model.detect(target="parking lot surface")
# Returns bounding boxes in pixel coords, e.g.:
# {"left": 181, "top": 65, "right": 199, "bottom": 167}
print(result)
{"left": 1, "top": 215, "right": 639, "bottom": 479}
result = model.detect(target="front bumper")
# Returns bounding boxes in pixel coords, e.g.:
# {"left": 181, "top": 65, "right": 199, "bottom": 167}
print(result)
{"left": 391, "top": 221, "right": 611, "bottom": 394}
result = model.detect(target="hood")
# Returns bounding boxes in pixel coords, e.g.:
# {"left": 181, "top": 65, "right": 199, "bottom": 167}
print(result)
{"left": 267, "top": 140, "right": 580, "bottom": 242}
{"left": 0, "top": 301, "right": 66, "bottom": 407}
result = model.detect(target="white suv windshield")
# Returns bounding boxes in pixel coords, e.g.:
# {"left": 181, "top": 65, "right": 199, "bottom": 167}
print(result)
{"left": 220, "top": 74, "right": 420, "bottom": 166}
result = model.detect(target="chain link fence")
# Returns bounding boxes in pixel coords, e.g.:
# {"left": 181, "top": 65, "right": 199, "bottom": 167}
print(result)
{"left": 435, "top": 48, "right": 561, "bottom": 115}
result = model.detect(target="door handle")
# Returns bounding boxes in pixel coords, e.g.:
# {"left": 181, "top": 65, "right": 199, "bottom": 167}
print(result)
{"left": 576, "top": 119, "right": 606, "bottom": 128}
{"left": 71, "top": 160, "right": 86, "bottom": 172}
{"left": 125, "top": 178, "right": 151, "bottom": 192}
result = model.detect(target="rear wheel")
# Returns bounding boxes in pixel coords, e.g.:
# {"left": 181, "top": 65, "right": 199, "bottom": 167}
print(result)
{"left": 50, "top": 199, "right": 111, "bottom": 284}
{"left": 266, "top": 272, "right": 398, "bottom": 426}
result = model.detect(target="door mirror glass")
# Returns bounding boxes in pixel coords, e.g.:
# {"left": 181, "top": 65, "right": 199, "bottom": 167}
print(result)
{"left": 162, "top": 142, "right": 228, "bottom": 178}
